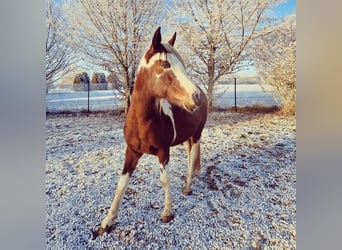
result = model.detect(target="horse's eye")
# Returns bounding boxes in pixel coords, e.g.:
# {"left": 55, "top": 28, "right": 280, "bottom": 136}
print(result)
{"left": 161, "top": 60, "right": 170, "bottom": 69}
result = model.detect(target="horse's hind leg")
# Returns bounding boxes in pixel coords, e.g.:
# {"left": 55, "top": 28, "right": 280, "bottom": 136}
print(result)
{"left": 183, "top": 137, "right": 201, "bottom": 195}
{"left": 95, "top": 147, "right": 141, "bottom": 236}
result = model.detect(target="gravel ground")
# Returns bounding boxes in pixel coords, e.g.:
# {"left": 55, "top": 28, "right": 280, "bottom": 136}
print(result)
{"left": 46, "top": 111, "right": 296, "bottom": 249}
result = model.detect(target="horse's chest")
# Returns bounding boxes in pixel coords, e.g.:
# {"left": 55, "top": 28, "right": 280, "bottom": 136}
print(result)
{"left": 124, "top": 115, "right": 174, "bottom": 155}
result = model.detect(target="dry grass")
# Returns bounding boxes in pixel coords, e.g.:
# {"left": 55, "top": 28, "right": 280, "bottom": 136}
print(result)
{"left": 46, "top": 108, "right": 126, "bottom": 118}
{"left": 47, "top": 104, "right": 294, "bottom": 118}
{"left": 278, "top": 100, "right": 296, "bottom": 116}
{"left": 212, "top": 104, "right": 281, "bottom": 114}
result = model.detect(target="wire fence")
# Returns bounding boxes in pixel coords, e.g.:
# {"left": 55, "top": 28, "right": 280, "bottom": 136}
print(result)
{"left": 46, "top": 83, "right": 280, "bottom": 113}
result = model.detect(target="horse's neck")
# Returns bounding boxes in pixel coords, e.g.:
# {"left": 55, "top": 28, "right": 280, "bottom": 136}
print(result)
{"left": 130, "top": 89, "right": 157, "bottom": 120}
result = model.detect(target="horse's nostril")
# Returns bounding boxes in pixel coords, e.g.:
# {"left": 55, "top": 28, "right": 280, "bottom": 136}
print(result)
{"left": 192, "top": 93, "right": 201, "bottom": 106}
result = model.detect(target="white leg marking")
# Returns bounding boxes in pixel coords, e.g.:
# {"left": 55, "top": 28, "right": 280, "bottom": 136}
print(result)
{"left": 159, "top": 99, "right": 177, "bottom": 143}
{"left": 160, "top": 164, "right": 173, "bottom": 219}
{"left": 190, "top": 139, "right": 200, "bottom": 175}
{"left": 184, "top": 138, "right": 201, "bottom": 194}
{"left": 101, "top": 173, "right": 130, "bottom": 228}
{"left": 184, "top": 140, "right": 191, "bottom": 173}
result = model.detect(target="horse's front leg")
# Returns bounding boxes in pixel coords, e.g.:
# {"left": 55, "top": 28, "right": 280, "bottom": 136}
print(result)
{"left": 93, "top": 147, "right": 141, "bottom": 237}
{"left": 157, "top": 148, "right": 174, "bottom": 223}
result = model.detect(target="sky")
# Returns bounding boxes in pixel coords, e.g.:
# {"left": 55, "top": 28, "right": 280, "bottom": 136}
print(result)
{"left": 271, "top": 0, "right": 296, "bottom": 17}
{"left": 239, "top": 0, "right": 296, "bottom": 77}
{"left": 165, "top": 0, "right": 296, "bottom": 17}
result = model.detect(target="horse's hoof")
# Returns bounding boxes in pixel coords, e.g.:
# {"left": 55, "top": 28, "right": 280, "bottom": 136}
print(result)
{"left": 91, "top": 225, "right": 113, "bottom": 240}
{"left": 161, "top": 214, "right": 174, "bottom": 223}
{"left": 183, "top": 188, "right": 192, "bottom": 196}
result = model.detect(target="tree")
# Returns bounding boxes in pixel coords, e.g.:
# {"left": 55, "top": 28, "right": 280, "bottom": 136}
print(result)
{"left": 91, "top": 72, "right": 108, "bottom": 90}
{"left": 253, "top": 14, "right": 296, "bottom": 114}
{"left": 61, "top": 0, "right": 166, "bottom": 113}
{"left": 46, "top": 0, "right": 76, "bottom": 93}
{"left": 73, "top": 72, "right": 90, "bottom": 91}
{"left": 167, "top": 0, "right": 284, "bottom": 110}
{"left": 107, "top": 73, "right": 121, "bottom": 90}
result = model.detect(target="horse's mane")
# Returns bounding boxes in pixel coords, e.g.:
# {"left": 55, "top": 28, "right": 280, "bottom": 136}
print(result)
{"left": 162, "top": 43, "right": 186, "bottom": 68}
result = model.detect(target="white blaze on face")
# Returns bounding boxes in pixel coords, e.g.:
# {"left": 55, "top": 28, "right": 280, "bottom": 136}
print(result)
{"left": 167, "top": 52, "right": 200, "bottom": 97}
{"left": 137, "top": 45, "right": 200, "bottom": 101}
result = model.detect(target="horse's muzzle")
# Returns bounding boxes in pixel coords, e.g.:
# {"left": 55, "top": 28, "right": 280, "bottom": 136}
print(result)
{"left": 184, "top": 93, "right": 201, "bottom": 112}
{"left": 192, "top": 92, "right": 201, "bottom": 106}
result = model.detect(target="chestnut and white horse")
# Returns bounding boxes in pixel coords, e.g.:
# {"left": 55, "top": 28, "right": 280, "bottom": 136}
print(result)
{"left": 94, "top": 27, "right": 207, "bottom": 237}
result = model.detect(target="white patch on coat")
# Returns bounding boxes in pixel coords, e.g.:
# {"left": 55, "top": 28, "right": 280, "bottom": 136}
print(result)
{"left": 138, "top": 51, "right": 167, "bottom": 70}
{"left": 158, "top": 99, "right": 177, "bottom": 143}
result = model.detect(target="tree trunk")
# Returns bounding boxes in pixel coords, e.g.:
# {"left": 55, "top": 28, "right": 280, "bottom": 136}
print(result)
{"left": 207, "top": 44, "right": 215, "bottom": 111}
{"left": 124, "top": 67, "right": 131, "bottom": 115}
{"left": 124, "top": 90, "right": 130, "bottom": 115}
{"left": 207, "top": 79, "right": 214, "bottom": 111}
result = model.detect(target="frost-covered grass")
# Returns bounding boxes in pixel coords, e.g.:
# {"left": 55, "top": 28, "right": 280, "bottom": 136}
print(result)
{"left": 46, "top": 111, "right": 296, "bottom": 249}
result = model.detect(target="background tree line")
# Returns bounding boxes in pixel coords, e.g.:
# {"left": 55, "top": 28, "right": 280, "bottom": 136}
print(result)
{"left": 72, "top": 72, "right": 119, "bottom": 91}
{"left": 46, "top": 0, "right": 296, "bottom": 114}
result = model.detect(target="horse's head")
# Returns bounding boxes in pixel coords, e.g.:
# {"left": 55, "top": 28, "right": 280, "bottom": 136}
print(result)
{"left": 137, "top": 27, "right": 202, "bottom": 112}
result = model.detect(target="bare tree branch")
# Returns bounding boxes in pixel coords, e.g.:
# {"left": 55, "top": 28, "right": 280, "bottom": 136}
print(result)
{"left": 168, "top": 0, "right": 284, "bottom": 110}
{"left": 46, "top": 0, "right": 76, "bottom": 92}
{"left": 61, "top": 0, "right": 166, "bottom": 113}
{"left": 253, "top": 14, "right": 296, "bottom": 114}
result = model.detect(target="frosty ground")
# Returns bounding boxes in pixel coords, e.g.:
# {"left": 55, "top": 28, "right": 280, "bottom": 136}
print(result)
{"left": 46, "top": 111, "right": 296, "bottom": 249}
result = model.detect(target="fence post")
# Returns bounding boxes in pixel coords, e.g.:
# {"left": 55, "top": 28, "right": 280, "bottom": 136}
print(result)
{"left": 87, "top": 82, "right": 90, "bottom": 113}
{"left": 234, "top": 77, "right": 237, "bottom": 112}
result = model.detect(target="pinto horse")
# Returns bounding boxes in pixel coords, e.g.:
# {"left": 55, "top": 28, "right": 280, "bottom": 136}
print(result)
{"left": 94, "top": 27, "right": 207, "bottom": 237}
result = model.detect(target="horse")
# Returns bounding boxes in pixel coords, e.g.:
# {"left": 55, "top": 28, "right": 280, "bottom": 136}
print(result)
{"left": 94, "top": 27, "right": 207, "bottom": 237}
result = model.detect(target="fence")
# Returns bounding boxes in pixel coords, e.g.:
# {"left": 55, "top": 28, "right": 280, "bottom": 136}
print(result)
{"left": 46, "top": 80, "right": 280, "bottom": 113}
{"left": 46, "top": 88, "right": 124, "bottom": 113}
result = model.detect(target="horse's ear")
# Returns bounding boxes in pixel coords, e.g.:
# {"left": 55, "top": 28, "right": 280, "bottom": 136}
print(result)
{"left": 168, "top": 32, "right": 176, "bottom": 46}
{"left": 152, "top": 27, "right": 162, "bottom": 49}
